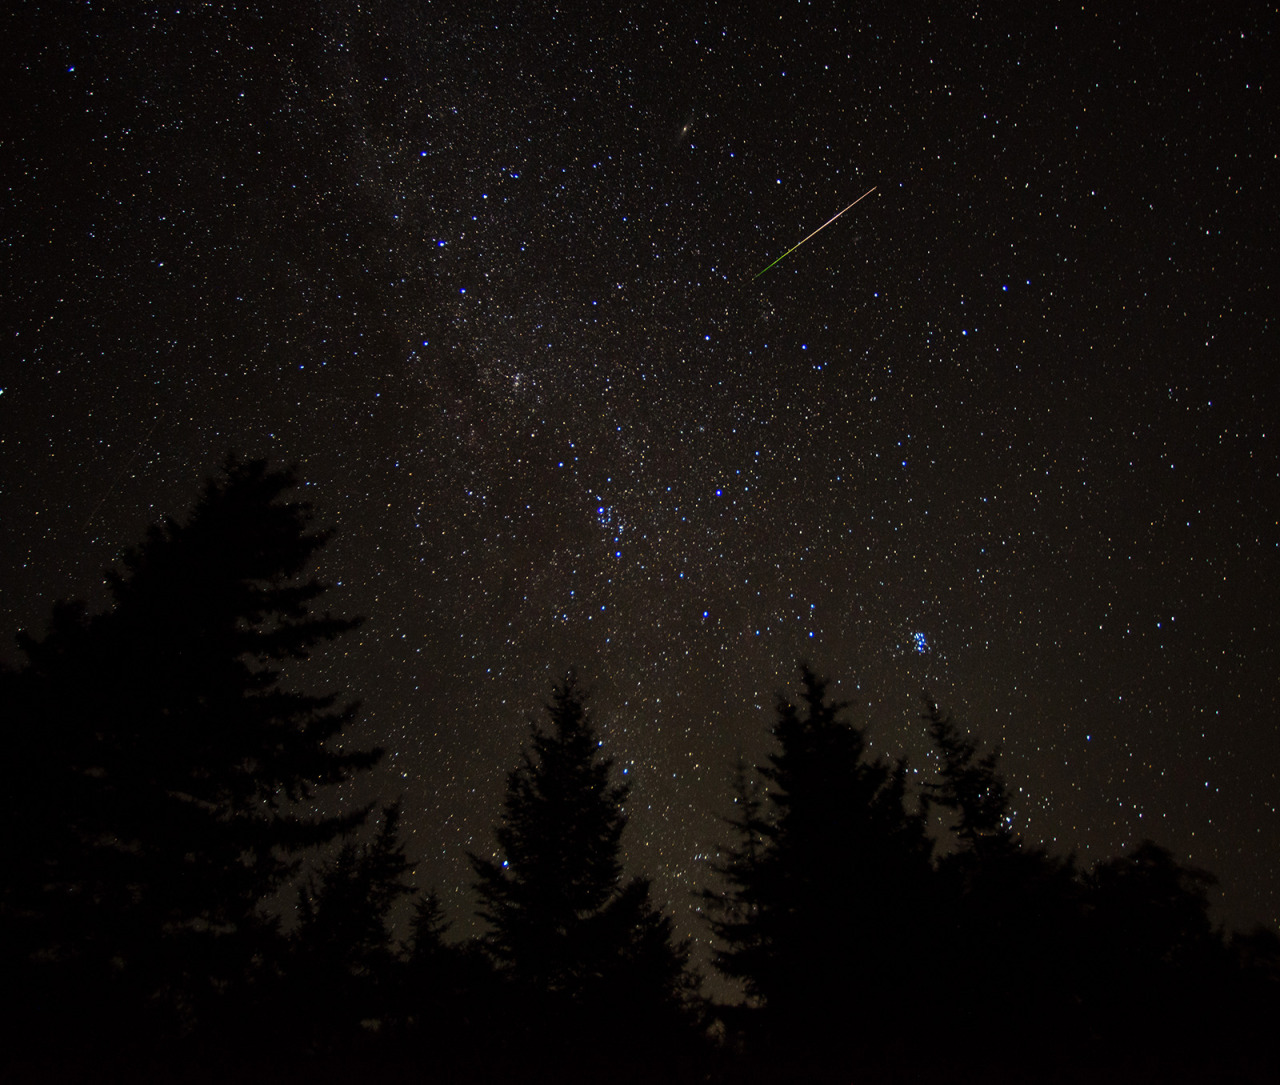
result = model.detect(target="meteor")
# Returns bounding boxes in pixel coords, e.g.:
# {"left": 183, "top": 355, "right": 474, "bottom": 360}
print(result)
{"left": 752, "top": 185, "right": 877, "bottom": 279}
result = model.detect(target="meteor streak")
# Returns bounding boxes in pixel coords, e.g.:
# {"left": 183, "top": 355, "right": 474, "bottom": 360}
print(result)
{"left": 752, "top": 185, "right": 877, "bottom": 279}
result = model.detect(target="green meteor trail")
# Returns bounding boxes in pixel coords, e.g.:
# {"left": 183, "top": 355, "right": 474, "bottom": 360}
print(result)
{"left": 753, "top": 185, "right": 877, "bottom": 279}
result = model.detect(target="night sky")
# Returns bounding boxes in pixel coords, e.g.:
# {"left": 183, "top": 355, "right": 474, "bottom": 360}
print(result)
{"left": 3, "top": 3, "right": 1276, "bottom": 956}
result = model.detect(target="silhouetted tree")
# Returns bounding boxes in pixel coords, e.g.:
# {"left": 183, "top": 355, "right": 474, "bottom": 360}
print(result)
{"left": 1087, "top": 840, "right": 1217, "bottom": 970}
{"left": 591, "top": 874, "right": 701, "bottom": 1044}
{"left": 1, "top": 456, "right": 381, "bottom": 1045}
{"left": 705, "top": 665, "right": 934, "bottom": 1061}
{"left": 289, "top": 801, "right": 415, "bottom": 1046}
{"left": 470, "top": 673, "right": 695, "bottom": 1057}
{"left": 700, "top": 759, "right": 768, "bottom": 999}
{"left": 296, "top": 801, "right": 415, "bottom": 970}
{"left": 920, "top": 698, "right": 1084, "bottom": 1055}
{"left": 921, "top": 697, "right": 1015, "bottom": 857}
{"left": 1227, "top": 923, "right": 1280, "bottom": 1062}
{"left": 397, "top": 890, "right": 506, "bottom": 1064}
{"left": 408, "top": 891, "right": 453, "bottom": 963}
{"left": 1082, "top": 840, "right": 1230, "bottom": 1056}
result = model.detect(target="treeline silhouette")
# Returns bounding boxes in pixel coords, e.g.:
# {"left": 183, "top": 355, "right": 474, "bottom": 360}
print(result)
{"left": 3, "top": 459, "right": 1277, "bottom": 1083}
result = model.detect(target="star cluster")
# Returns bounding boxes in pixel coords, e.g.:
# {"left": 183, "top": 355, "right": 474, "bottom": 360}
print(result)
{"left": 2, "top": 4, "right": 1276, "bottom": 948}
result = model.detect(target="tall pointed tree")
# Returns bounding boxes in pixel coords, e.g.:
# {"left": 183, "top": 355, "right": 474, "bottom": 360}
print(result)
{"left": 704, "top": 665, "right": 934, "bottom": 1054}
{"left": 295, "top": 801, "right": 415, "bottom": 980}
{"left": 1083, "top": 840, "right": 1227, "bottom": 1052}
{"left": 470, "top": 673, "right": 694, "bottom": 1043}
{"left": 1, "top": 456, "right": 381, "bottom": 1036}
{"left": 700, "top": 757, "right": 769, "bottom": 998}
{"left": 290, "top": 801, "right": 415, "bottom": 1044}
{"left": 921, "top": 697, "right": 1015, "bottom": 858}
{"left": 920, "top": 698, "right": 1083, "bottom": 1053}
{"left": 471, "top": 673, "right": 626, "bottom": 994}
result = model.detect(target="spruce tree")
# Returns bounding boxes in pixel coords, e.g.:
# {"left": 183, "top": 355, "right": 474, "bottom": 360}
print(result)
{"left": 921, "top": 698, "right": 1082, "bottom": 1053}
{"left": 408, "top": 891, "right": 453, "bottom": 963}
{"left": 1083, "top": 841, "right": 1227, "bottom": 1054}
{"left": 1, "top": 456, "right": 381, "bottom": 1037}
{"left": 703, "top": 665, "right": 933, "bottom": 1054}
{"left": 700, "top": 758, "right": 769, "bottom": 998}
{"left": 295, "top": 801, "right": 415, "bottom": 980}
{"left": 291, "top": 802, "right": 415, "bottom": 1042}
{"left": 470, "top": 673, "right": 694, "bottom": 1047}
{"left": 921, "top": 697, "right": 1015, "bottom": 858}
{"left": 400, "top": 890, "right": 502, "bottom": 1058}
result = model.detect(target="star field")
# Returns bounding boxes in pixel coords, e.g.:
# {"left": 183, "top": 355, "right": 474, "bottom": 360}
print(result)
{"left": 2, "top": 4, "right": 1276, "bottom": 955}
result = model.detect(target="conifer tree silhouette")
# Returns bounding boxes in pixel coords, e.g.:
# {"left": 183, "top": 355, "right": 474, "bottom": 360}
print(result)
{"left": 470, "top": 673, "right": 694, "bottom": 1052}
{"left": 296, "top": 801, "right": 415, "bottom": 978}
{"left": 1082, "top": 840, "right": 1228, "bottom": 1055}
{"left": 705, "top": 665, "right": 932, "bottom": 1056}
{"left": 398, "top": 889, "right": 507, "bottom": 1060}
{"left": 921, "top": 698, "right": 1083, "bottom": 1054}
{"left": 1, "top": 456, "right": 381, "bottom": 1040}
{"left": 408, "top": 890, "right": 453, "bottom": 963}
{"left": 700, "top": 758, "right": 768, "bottom": 991}
{"left": 292, "top": 801, "right": 415, "bottom": 1042}
{"left": 921, "top": 697, "right": 1015, "bottom": 857}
